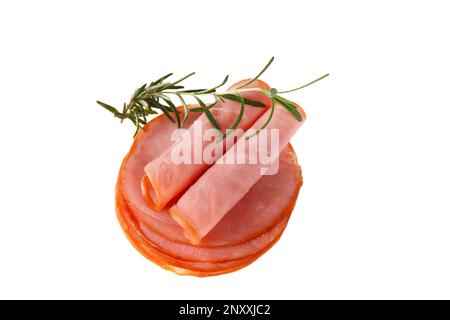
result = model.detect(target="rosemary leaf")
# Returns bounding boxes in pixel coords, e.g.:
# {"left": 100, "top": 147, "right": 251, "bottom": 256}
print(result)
{"left": 158, "top": 105, "right": 175, "bottom": 123}
{"left": 176, "top": 93, "right": 189, "bottom": 125}
{"left": 220, "top": 94, "right": 265, "bottom": 107}
{"left": 178, "top": 88, "right": 208, "bottom": 93}
{"left": 141, "top": 98, "right": 159, "bottom": 114}
{"left": 162, "top": 96, "right": 181, "bottom": 128}
{"left": 231, "top": 95, "right": 245, "bottom": 130}
{"left": 172, "top": 72, "right": 195, "bottom": 85}
{"left": 274, "top": 96, "right": 302, "bottom": 121}
{"left": 189, "top": 100, "right": 217, "bottom": 112}
{"left": 194, "top": 96, "right": 221, "bottom": 132}
{"left": 198, "top": 75, "right": 229, "bottom": 94}
{"left": 278, "top": 73, "right": 330, "bottom": 94}
{"left": 221, "top": 95, "right": 245, "bottom": 140}
{"left": 135, "top": 102, "right": 147, "bottom": 123}
{"left": 133, "top": 111, "right": 141, "bottom": 137}
{"left": 138, "top": 99, "right": 158, "bottom": 114}
{"left": 151, "top": 73, "right": 173, "bottom": 85}
{"left": 148, "top": 98, "right": 175, "bottom": 123}
{"left": 153, "top": 93, "right": 180, "bottom": 126}
{"left": 237, "top": 57, "right": 274, "bottom": 89}
{"left": 133, "top": 84, "right": 147, "bottom": 99}
{"left": 149, "top": 82, "right": 173, "bottom": 93}
{"left": 165, "top": 85, "right": 184, "bottom": 90}
{"left": 96, "top": 101, "right": 120, "bottom": 114}
{"left": 121, "top": 102, "right": 127, "bottom": 123}
{"left": 145, "top": 109, "right": 158, "bottom": 115}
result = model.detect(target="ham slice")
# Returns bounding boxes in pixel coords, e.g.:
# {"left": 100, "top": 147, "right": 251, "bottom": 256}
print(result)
{"left": 142, "top": 79, "right": 272, "bottom": 211}
{"left": 116, "top": 192, "right": 288, "bottom": 276}
{"left": 118, "top": 165, "right": 295, "bottom": 262}
{"left": 169, "top": 103, "right": 306, "bottom": 244}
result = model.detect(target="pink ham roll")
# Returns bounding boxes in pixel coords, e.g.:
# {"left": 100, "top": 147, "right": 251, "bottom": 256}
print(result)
{"left": 141, "top": 79, "right": 272, "bottom": 211}
{"left": 169, "top": 102, "right": 306, "bottom": 244}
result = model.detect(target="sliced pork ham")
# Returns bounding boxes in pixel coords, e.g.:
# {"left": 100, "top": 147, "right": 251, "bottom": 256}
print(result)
{"left": 117, "top": 191, "right": 289, "bottom": 264}
{"left": 142, "top": 79, "right": 272, "bottom": 211}
{"left": 117, "top": 109, "right": 302, "bottom": 250}
{"left": 115, "top": 87, "right": 305, "bottom": 276}
{"left": 117, "top": 147, "right": 300, "bottom": 262}
{"left": 116, "top": 192, "right": 289, "bottom": 276}
{"left": 169, "top": 103, "right": 306, "bottom": 244}
{"left": 118, "top": 110, "right": 202, "bottom": 226}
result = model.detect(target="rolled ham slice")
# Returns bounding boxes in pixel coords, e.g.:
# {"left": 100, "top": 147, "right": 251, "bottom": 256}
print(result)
{"left": 169, "top": 102, "right": 306, "bottom": 244}
{"left": 142, "top": 79, "right": 272, "bottom": 211}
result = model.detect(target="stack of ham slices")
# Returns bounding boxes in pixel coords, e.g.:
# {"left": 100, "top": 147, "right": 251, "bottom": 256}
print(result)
{"left": 115, "top": 79, "right": 305, "bottom": 276}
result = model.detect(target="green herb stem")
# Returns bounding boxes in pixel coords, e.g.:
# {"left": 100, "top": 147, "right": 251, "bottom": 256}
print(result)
{"left": 97, "top": 57, "right": 329, "bottom": 138}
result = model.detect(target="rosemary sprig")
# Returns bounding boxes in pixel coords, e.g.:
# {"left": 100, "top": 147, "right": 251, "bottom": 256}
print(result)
{"left": 96, "top": 57, "right": 329, "bottom": 137}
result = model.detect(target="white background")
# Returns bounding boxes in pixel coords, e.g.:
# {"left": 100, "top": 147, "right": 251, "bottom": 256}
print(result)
{"left": 1, "top": 0, "right": 449, "bottom": 299}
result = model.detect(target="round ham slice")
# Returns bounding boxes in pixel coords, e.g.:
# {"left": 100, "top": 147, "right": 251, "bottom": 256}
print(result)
{"left": 117, "top": 186, "right": 292, "bottom": 262}
{"left": 116, "top": 192, "right": 288, "bottom": 276}
{"left": 117, "top": 109, "right": 302, "bottom": 249}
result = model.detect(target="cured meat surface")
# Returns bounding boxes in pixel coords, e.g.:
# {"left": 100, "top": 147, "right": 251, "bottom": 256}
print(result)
{"left": 116, "top": 192, "right": 289, "bottom": 276}
{"left": 170, "top": 103, "right": 306, "bottom": 243}
{"left": 117, "top": 109, "right": 302, "bottom": 248}
{"left": 117, "top": 185, "right": 292, "bottom": 262}
{"left": 118, "top": 110, "right": 201, "bottom": 226}
{"left": 115, "top": 96, "right": 303, "bottom": 275}
{"left": 142, "top": 79, "right": 272, "bottom": 211}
